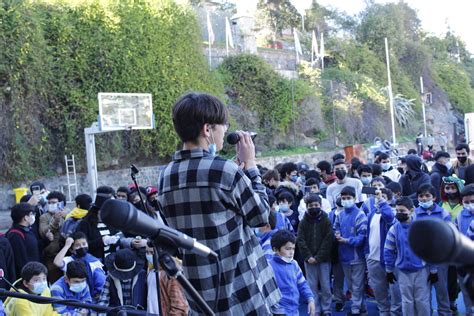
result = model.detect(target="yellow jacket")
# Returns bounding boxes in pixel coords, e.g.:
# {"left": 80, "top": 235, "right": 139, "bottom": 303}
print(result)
{"left": 65, "top": 207, "right": 88, "bottom": 220}
{"left": 4, "top": 287, "right": 58, "bottom": 316}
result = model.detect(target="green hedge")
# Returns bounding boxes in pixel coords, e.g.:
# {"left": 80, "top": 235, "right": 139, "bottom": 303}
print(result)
{"left": 432, "top": 61, "right": 474, "bottom": 113}
{"left": 0, "top": 0, "right": 220, "bottom": 181}
{"left": 218, "top": 54, "right": 314, "bottom": 143}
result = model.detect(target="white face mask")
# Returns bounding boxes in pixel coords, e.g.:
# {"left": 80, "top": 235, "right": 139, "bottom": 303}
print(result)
{"left": 27, "top": 214, "right": 36, "bottom": 226}
{"left": 69, "top": 281, "right": 87, "bottom": 293}
{"left": 208, "top": 129, "right": 217, "bottom": 156}
{"left": 146, "top": 254, "right": 154, "bottom": 265}
{"left": 280, "top": 256, "right": 293, "bottom": 263}
{"left": 31, "top": 281, "right": 48, "bottom": 294}
{"left": 463, "top": 202, "right": 474, "bottom": 212}
{"left": 341, "top": 199, "right": 355, "bottom": 209}
{"left": 48, "top": 203, "right": 59, "bottom": 213}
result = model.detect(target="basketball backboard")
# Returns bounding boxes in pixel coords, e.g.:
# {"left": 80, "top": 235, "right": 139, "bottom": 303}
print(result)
{"left": 98, "top": 93, "right": 154, "bottom": 131}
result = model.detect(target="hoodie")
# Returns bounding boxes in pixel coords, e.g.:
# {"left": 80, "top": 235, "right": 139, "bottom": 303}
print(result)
{"left": 430, "top": 163, "right": 453, "bottom": 201}
{"left": 399, "top": 155, "right": 431, "bottom": 204}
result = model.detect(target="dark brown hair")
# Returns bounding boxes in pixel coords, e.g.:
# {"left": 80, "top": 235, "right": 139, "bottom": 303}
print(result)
{"left": 172, "top": 92, "right": 228, "bottom": 142}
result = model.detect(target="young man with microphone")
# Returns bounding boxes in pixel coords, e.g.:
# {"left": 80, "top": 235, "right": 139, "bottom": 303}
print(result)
{"left": 156, "top": 92, "right": 281, "bottom": 315}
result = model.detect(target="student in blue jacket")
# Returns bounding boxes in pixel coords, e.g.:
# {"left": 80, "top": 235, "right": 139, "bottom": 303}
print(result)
{"left": 414, "top": 183, "right": 451, "bottom": 316}
{"left": 364, "top": 188, "right": 401, "bottom": 316}
{"left": 455, "top": 184, "right": 474, "bottom": 315}
{"left": 384, "top": 197, "right": 435, "bottom": 316}
{"left": 51, "top": 260, "right": 92, "bottom": 315}
{"left": 254, "top": 210, "right": 278, "bottom": 260}
{"left": 269, "top": 230, "right": 315, "bottom": 316}
{"left": 334, "top": 186, "right": 368, "bottom": 316}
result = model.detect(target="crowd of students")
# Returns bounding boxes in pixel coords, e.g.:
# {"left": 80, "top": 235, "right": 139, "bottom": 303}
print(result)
{"left": 0, "top": 143, "right": 473, "bottom": 315}
{"left": 0, "top": 183, "right": 189, "bottom": 315}
{"left": 256, "top": 146, "right": 474, "bottom": 316}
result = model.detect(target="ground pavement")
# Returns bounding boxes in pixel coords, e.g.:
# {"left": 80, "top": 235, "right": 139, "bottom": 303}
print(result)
{"left": 298, "top": 288, "right": 468, "bottom": 315}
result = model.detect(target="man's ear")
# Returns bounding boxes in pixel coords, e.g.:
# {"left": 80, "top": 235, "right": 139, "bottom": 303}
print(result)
{"left": 201, "top": 123, "right": 211, "bottom": 138}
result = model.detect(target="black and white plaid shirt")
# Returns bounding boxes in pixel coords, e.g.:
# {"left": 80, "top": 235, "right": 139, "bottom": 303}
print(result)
{"left": 157, "top": 148, "right": 281, "bottom": 315}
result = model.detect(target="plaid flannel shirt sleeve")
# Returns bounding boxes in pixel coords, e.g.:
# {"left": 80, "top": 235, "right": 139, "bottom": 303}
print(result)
{"left": 97, "top": 277, "right": 111, "bottom": 316}
{"left": 235, "top": 167, "right": 270, "bottom": 227}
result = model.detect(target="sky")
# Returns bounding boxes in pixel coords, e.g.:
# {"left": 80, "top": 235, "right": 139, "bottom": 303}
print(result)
{"left": 291, "top": 0, "right": 474, "bottom": 53}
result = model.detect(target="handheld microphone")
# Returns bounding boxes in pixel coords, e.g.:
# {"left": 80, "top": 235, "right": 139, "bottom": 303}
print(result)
{"left": 408, "top": 218, "right": 474, "bottom": 265}
{"left": 226, "top": 132, "right": 257, "bottom": 145}
{"left": 100, "top": 200, "right": 218, "bottom": 259}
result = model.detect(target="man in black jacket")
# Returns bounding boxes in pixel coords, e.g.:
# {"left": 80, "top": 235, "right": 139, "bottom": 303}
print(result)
{"left": 399, "top": 155, "right": 431, "bottom": 206}
{"left": 430, "top": 151, "right": 453, "bottom": 201}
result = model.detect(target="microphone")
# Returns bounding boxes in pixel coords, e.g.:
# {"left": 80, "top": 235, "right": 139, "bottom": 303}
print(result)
{"left": 226, "top": 132, "right": 257, "bottom": 145}
{"left": 100, "top": 200, "right": 218, "bottom": 259}
{"left": 408, "top": 218, "right": 474, "bottom": 265}
{"left": 0, "top": 268, "right": 19, "bottom": 292}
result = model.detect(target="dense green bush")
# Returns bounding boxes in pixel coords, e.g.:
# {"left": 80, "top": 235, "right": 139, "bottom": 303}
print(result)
{"left": 0, "top": 0, "right": 220, "bottom": 181}
{"left": 432, "top": 61, "right": 474, "bottom": 113}
{"left": 218, "top": 54, "right": 314, "bottom": 144}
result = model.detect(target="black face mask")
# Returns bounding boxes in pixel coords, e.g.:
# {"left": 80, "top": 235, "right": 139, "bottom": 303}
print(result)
{"left": 75, "top": 247, "right": 88, "bottom": 258}
{"left": 396, "top": 213, "right": 409, "bottom": 222}
{"left": 335, "top": 170, "right": 347, "bottom": 180}
{"left": 307, "top": 207, "right": 322, "bottom": 217}
{"left": 445, "top": 193, "right": 458, "bottom": 200}
{"left": 458, "top": 156, "right": 467, "bottom": 164}
{"left": 133, "top": 202, "right": 142, "bottom": 210}
{"left": 150, "top": 200, "right": 159, "bottom": 208}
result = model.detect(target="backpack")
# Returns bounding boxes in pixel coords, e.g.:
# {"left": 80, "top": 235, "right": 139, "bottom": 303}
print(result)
{"left": 4, "top": 228, "right": 25, "bottom": 240}
{"left": 60, "top": 218, "right": 82, "bottom": 238}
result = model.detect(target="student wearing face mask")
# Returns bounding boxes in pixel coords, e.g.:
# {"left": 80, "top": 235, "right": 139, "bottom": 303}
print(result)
{"left": 414, "top": 184, "right": 452, "bottom": 316}
{"left": 326, "top": 160, "right": 363, "bottom": 209}
{"left": 440, "top": 176, "right": 465, "bottom": 222}
{"left": 384, "top": 197, "right": 433, "bottom": 316}
{"left": 4, "top": 262, "right": 56, "bottom": 315}
{"left": 453, "top": 143, "right": 473, "bottom": 180}
{"left": 270, "top": 230, "right": 316, "bottom": 316}
{"left": 364, "top": 188, "right": 402, "bottom": 316}
{"left": 6, "top": 203, "right": 40, "bottom": 279}
{"left": 275, "top": 162, "right": 304, "bottom": 223}
{"left": 275, "top": 192, "right": 298, "bottom": 233}
{"left": 430, "top": 151, "right": 454, "bottom": 201}
{"left": 39, "top": 191, "right": 68, "bottom": 283}
{"left": 455, "top": 184, "right": 474, "bottom": 315}
{"left": 333, "top": 186, "right": 368, "bottom": 316}
{"left": 296, "top": 193, "right": 333, "bottom": 316}
{"left": 51, "top": 260, "right": 92, "bottom": 315}
{"left": 399, "top": 155, "right": 431, "bottom": 204}
{"left": 53, "top": 232, "right": 106, "bottom": 302}
{"left": 378, "top": 153, "right": 401, "bottom": 183}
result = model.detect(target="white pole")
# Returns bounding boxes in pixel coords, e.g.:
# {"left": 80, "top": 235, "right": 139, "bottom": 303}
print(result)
{"left": 320, "top": 33, "right": 325, "bottom": 71}
{"left": 301, "top": 14, "right": 305, "bottom": 32}
{"left": 84, "top": 123, "right": 100, "bottom": 196}
{"left": 420, "top": 76, "right": 427, "bottom": 137}
{"left": 385, "top": 37, "right": 397, "bottom": 145}
{"left": 226, "top": 31, "right": 229, "bottom": 57}
{"left": 208, "top": 40, "right": 212, "bottom": 69}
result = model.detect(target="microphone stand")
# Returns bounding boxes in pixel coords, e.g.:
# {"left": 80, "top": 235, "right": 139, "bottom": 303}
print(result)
{"left": 152, "top": 239, "right": 214, "bottom": 316}
{"left": 0, "top": 289, "right": 152, "bottom": 315}
{"left": 130, "top": 164, "right": 153, "bottom": 218}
